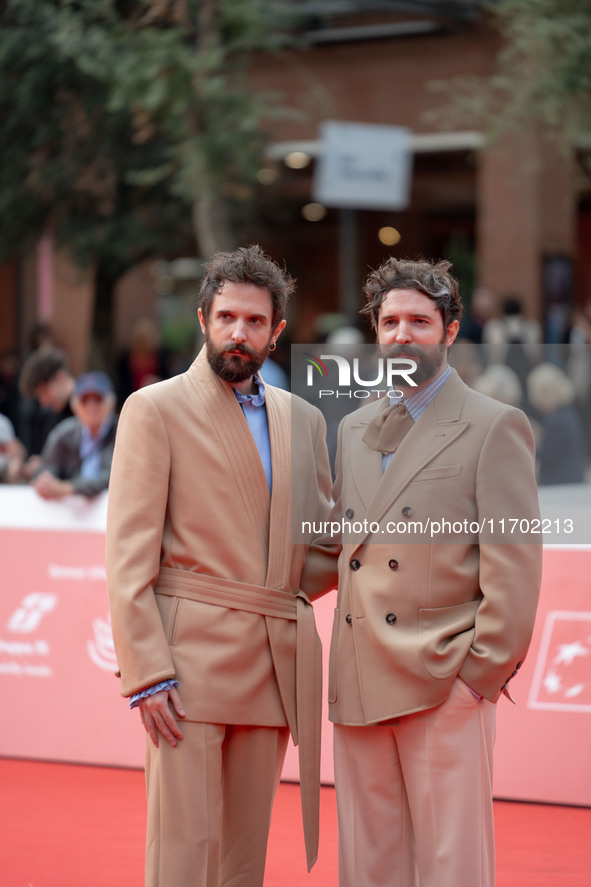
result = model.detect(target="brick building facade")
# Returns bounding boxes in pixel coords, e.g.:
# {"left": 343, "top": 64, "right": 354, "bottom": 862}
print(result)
{"left": 1, "top": 3, "right": 589, "bottom": 370}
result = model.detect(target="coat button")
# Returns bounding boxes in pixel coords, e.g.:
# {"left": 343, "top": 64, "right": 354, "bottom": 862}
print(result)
{"left": 385, "top": 613, "right": 397, "bottom": 625}
{"left": 401, "top": 506, "right": 412, "bottom": 517}
{"left": 350, "top": 559, "right": 361, "bottom": 571}
{"left": 345, "top": 508, "right": 354, "bottom": 519}
{"left": 388, "top": 558, "right": 399, "bottom": 570}
{"left": 345, "top": 613, "right": 352, "bottom": 625}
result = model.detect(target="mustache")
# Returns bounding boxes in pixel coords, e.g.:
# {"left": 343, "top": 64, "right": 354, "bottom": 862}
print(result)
{"left": 222, "top": 343, "right": 256, "bottom": 358}
{"left": 384, "top": 343, "right": 435, "bottom": 359}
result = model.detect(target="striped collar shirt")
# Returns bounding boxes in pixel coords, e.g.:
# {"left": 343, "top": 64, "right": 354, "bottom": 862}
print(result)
{"left": 382, "top": 364, "right": 452, "bottom": 472}
{"left": 403, "top": 363, "right": 453, "bottom": 421}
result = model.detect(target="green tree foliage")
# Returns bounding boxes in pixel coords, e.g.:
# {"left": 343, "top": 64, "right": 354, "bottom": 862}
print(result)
{"left": 52, "top": 0, "right": 299, "bottom": 256}
{"left": 430, "top": 0, "right": 591, "bottom": 151}
{"left": 0, "top": 0, "right": 299, "bottom": 364}
{"left": 0, "top": 0, "right": 194, "bottom": 268}
{"left": 0, "top": 0, "right": 194, "bottom": 363}
{"left": 491, "top": 0, "right": 591, "bottom": 138}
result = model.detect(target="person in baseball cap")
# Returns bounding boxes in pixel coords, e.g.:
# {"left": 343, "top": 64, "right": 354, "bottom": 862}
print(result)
{"left": 31, "top": 371, "right": 117, "bottom": 500}
{"left": 72, "top": 371, "right": 115, "bottom": 400}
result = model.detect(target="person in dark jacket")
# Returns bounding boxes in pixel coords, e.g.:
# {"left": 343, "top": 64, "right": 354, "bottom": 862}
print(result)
{"left": 18, "top": 347, "right": 76, "bottom": 457}
{"left": 526, "top": 362, "right": 588, "bottom": 485}
{"left": 31, "top": 372, "right": 117, "bottom": 499}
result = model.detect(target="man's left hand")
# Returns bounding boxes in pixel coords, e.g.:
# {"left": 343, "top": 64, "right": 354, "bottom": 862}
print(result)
{"left": 32, "top": 471, "right": 74, "bottom": 500}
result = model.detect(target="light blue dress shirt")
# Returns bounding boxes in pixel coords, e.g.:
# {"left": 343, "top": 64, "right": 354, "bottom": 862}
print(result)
{"left": 79, "top": 415, "right": 115, "bottom": 478}
{"left": 232, "top": 374, "right": 272, "bottom": 493}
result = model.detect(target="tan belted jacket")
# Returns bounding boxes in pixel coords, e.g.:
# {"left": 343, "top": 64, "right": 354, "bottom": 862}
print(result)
{"left": 106, "top": 348, "right": 332, "bottom": 868}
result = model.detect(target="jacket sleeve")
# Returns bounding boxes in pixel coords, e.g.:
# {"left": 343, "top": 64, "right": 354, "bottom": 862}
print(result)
{"left": 71, "top": 468, "right": 112, "bottom": 497}
{"left": 40, "top": 418, "right": 117, "bottom": 497}
{"left": 459, "top": 406, "right": 543, "bottom": 701}
{"left": 106, "top": 391, "right": 176, "bottom": 697}
{"left": 300, "top": 413, "right": 343, "bottom": 600}
{"left": 37, "top": 419, "right": 76, "bottom": 480}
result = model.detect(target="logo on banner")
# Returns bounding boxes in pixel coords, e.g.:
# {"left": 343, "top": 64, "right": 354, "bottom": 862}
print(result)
{"left": 528, "top": 611, "right": 591, "bottom": 712}
{"left": 87, "top": 615, "right": 118, "bottom": 672}
{"left": 6, "top": 593, "right": 57, "bottom": 633}
{"left": 1, "top": 594, "right": 54, "bottom": 677}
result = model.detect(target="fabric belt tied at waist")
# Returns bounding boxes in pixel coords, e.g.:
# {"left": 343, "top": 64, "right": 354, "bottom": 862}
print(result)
{"left": 155, "top": 566, "right": 322, "bottom": 871}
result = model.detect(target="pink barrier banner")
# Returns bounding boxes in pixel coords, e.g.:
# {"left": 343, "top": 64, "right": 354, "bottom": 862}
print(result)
{"left": 269, "top": 543, "right": 591, "bottom": 807}
{"left": 1, "top": 488, "right": 589, "bottom": 805}
{"left": 0, "top": 489, "right": 143, "bottom": 769}
{"left": 493, "top": 546, "right": 591, "bottom": 806}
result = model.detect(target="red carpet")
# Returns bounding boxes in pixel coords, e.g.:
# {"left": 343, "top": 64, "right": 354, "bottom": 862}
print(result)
{"left": 1, "top": 757, "right": 589, "bottom": 886}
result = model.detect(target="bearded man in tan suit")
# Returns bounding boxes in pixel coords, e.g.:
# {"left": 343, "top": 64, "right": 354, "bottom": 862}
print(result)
{"left": 304, "top": 257, "right": 542, "bottom": 887}
{"left": 106, "top": 245, "right": 332, "bottom": 887}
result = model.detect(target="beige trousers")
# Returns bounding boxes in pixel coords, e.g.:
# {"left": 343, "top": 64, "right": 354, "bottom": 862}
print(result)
{"left": 145, "top": 722, "right": 290, "bottom": 887}
{"left": 334, "top": 678, "right": 497, "bottom": 887}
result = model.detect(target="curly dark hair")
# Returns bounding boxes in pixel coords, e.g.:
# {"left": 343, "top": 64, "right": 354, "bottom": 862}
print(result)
{"left": 19, "top": 348, "right": 69, "bottom": 398}
{"left": 198, "top": 244, "right": 295, "bottom": 330}
{"left": 361, "top": 257, "right": 463, "bottom": 332}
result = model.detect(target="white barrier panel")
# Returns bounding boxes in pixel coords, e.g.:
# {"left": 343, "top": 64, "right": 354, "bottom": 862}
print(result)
{"left": 0, "top": 487, "right": 589, "bottom": 805}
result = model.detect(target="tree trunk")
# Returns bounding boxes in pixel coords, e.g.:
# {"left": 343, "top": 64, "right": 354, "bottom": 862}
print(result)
{"left": 90, "top": 264, "right": 117, "bottom": 374}
{"left": 192, "top": 192, "right": 235, "bottom": 259}
{"left": 191, "top": 0, "right": 236, "bottom": 259}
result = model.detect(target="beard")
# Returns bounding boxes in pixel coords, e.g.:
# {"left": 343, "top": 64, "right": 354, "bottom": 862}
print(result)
{"left": 384, "top": 340, "right": 447, "bottom": 388}
{"left": 204, "top": 332, "right": 272, "bottom": 384}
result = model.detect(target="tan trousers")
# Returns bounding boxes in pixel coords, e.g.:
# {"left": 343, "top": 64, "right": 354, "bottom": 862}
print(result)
{"left": 334, "top": 678, "right": 497, "bottom": 887}
{"left": 145, "top": 722, "right": 290, "bottom": 887}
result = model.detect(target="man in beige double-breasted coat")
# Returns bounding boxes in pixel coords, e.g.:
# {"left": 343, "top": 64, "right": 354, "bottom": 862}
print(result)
{"left": 304, "top": 257, "right": 543, "bottom": 887}
{"left": 106, "top": 246, "right": 332, "bottom": 887}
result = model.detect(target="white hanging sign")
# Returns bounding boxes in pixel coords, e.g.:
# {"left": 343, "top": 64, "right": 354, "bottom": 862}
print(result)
{"left": 313, "top": 120, "right": 412, "bottom": 210}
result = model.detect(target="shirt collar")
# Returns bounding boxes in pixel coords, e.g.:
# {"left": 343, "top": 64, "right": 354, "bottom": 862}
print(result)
{"left": 232, "top": 373, "right": 266, "bottom": 407}
{"left": 400, "top": 364, "right": 452, "bottom": 421}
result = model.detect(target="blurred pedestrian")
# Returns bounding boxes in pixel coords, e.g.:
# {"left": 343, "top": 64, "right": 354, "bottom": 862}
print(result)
{"left": 482, "top": 295, "right": 542, "bottom": 384}
{"left": 0, "top": 348, "right": 22, "bottom": 431}
{"left": 0, "top": 413, "right": 27, "bottom": 484}
{"left": 18, "top": 347, "right": 75, "bottom": 457}
{"left": 31, "top": 372, "right": 117, "bottom": 500}
{"left": 527, "top": 362, "right": 587, "bottom": 485}
{"left": 459, "top": 286, "right": 496, "bottom": 346}
{"left": 116, "top": 317, "right": 172, "bottom": 406}
{"left": 471, "top": 363, "right": 523, "bottom": 407}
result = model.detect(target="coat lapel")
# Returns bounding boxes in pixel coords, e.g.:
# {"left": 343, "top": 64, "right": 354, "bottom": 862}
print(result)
{"left": 264, "top": 385, "right": 292, "bottom": 589}
{"left": 353, "top": 371, "right": 471, "bottom": 543}
{"left": 187, "top": 349, "right": 271, "bottom": 559}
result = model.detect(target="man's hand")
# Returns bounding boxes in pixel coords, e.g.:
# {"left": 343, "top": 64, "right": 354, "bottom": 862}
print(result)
{"left": 138, "top": 686, "right": 186, "bottom": 748}
{"left": 32, "top": 470, "right": 74, "bottom": 500}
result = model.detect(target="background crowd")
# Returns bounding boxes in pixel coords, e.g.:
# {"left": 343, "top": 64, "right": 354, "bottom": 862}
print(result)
{"left": 1, "top": 287, "right": 591, "bottom": 496}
